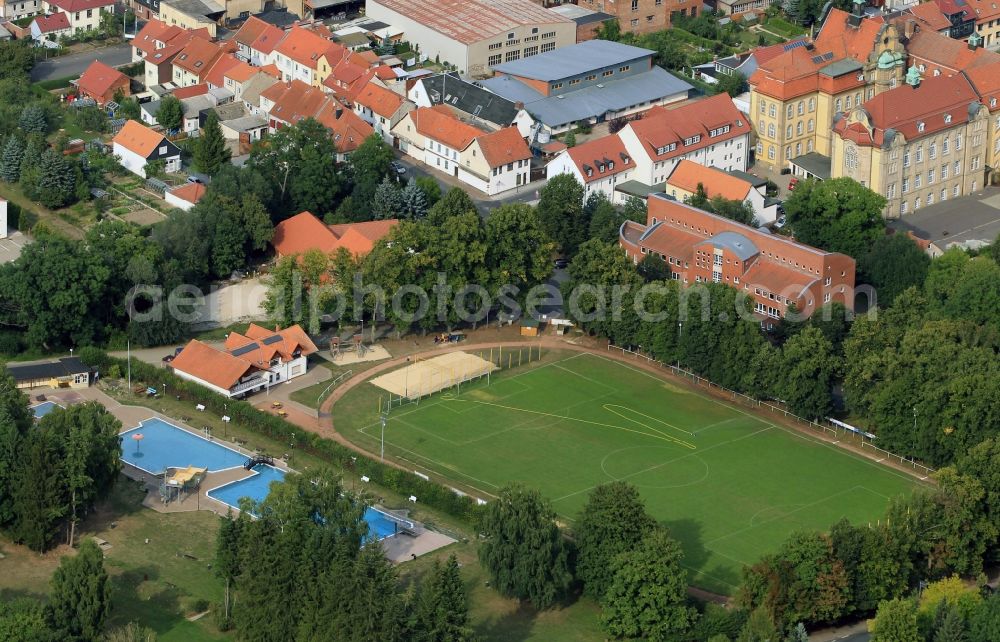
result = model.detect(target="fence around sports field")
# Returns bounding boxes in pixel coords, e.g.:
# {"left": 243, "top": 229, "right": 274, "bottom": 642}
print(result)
{"left": 606, "top": 344, "right": 937, "bottom": 479}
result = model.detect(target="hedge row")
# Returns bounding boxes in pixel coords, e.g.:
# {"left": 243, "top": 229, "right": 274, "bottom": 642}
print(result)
{"left": 79, "top": 347, "right": 483, "bottom": 522}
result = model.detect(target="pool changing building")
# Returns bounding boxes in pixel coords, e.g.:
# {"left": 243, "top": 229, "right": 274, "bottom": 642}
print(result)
{"left": 170, "top": 323, "right": 318, "bottom": 398}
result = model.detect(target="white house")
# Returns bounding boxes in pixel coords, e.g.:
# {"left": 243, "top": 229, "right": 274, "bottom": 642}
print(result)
{"left": 30, "top": 12, "right": 71, "bottom": 45}
{"left": 617, "top": 93, "right": 751, "bottom": 188}
{"left": 352, "top": 81, "right": 411, "bottom": 146}
{"left": 1, "top": 0, "right": 41, "bottom": 21}
{"left": 663, "top": 160, "right": 778, "bottom": 224}
{"left": 170, "top": 324, "right": 319, "bottom": 398}
{"left": 164, "top": 182, "right": 205, "bottom": 211}
{"left": 41, "top": 0, "right": 115, "bottom": 33}
{"left": 546, "top": 135, "right": 638, "bottom": 204}
{"left": 112, "top": 120, "right": 181, "bottom": 178}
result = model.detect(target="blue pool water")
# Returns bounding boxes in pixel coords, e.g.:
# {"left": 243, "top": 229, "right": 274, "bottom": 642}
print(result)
{"left": 364, "top": 507, "right": 413, "bottom": 542}
{"left": 207, "top": 464, "right": 286, "bottom": 509}
{"left": 31, "top": 401, "right": 61, "bottom": 419}
{"left": 120, "top": 418, "right": 247, "bottom": 474}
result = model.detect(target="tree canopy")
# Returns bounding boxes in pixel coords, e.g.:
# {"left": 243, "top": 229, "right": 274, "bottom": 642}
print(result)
{"left": 783, "top": 177, "right": 886, "bottom": 257}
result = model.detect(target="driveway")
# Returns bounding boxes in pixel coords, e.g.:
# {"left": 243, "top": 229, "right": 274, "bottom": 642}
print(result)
{"left": 30, "top": 44, "right": 132, "bottom": 82}
{"left": 0, "top": 231, "right": 28, "bottom": 264}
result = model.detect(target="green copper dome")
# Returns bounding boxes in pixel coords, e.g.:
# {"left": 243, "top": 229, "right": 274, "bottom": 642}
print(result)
{"left": 905, "top": 65, "right": 922, "bottom": 87}
{"left": 877, "top": 50, "right": 896, "bottom": 70}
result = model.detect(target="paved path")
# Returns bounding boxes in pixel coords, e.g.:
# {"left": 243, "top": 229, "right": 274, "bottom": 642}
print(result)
{"left": 30, "top": 44, "right": 132, "bottom": 82}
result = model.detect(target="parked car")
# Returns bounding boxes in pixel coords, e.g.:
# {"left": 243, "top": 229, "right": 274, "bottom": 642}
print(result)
{"left": 554, "top": 258, "right": 569, "bottom": 269}
{"left": 390, "top": 161, "right": 406, "bottom": 175}
{"left": 788, "top": 177, "right": 799, "bottom": 191}
{"left": 774, "top": 215, "right": 787, "bottom": 229}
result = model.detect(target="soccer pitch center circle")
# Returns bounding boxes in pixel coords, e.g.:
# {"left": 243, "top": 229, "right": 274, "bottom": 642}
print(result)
{"left": 600, "top": 446, "right": 710, "bottom": 489}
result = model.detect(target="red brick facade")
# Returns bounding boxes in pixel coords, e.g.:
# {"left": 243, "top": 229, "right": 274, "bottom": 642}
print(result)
{"left": 620, "top": 195, "right": 856, "bottom": 320}
{"left": 577, "top": 0, "right": 699, "bottom": 34}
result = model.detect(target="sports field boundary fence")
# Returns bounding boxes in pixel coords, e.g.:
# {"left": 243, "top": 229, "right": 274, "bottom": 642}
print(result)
{"left": 606, "top": 344, "right": 937, "bottom": 479}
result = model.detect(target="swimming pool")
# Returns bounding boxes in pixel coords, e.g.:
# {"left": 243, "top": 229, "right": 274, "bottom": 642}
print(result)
{"left": 207, "top": 464, "right": 286, "bottom": 510}
{"left": 31, "top": 401, "right": 61, "bottom": 419}
{"left": 120, "top": 418, "right": 248, "bottom": 475}
{"left": 207, "top": 466, "right": 411, "bottom": 541}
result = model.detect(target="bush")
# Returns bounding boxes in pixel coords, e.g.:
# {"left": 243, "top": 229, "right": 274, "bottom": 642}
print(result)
{"left": 188, "top": 598, "right": 210, "bottom": 614}
{"left": 37, "top": 76, "right": 78, "bottom": 92}
{"left": 0, "top": 331, "right": 22, "bottom": 355}
{"left": 78, "top": 349, "right": 484, "bottom": 522}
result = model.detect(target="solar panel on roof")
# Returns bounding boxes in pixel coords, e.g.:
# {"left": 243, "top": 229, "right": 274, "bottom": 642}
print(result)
{"left": 812, "top": 55, "right": 824, "bottom": 64}
{"left": 231, "top": 343, "right": 260, "bottom": 356}
{"left": 823, "top": 52, "right": 834, "bottom": 61}
{"left": 261, "top": 335, "right": 282, "bottom": 345}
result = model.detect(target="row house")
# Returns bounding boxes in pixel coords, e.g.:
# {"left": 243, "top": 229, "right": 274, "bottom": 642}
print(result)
{"left": 832, "top": 69, "right": 988, "bottom": 217}
{"left": 271, "top": 25, "right": 346, "bottom": 87}
{"left": 392, "top": 106, "right": 532, "bottom": 195}
{"left": 172, "top": 36, "right": 229, "bottom": 87}
{"left": 232, "top": 15, "right": 284, "bottom": 65}
{"left": 1, "top": 0, "right": 40, "bottom": 21}
{"left": 620, "top": 196, "right": 856, "bottom": 323}
{"left": 352, "top": 81, "right": 412, "bottom": 146}
{"left": 545, "top": 135, "right": 638, "bottom": 204}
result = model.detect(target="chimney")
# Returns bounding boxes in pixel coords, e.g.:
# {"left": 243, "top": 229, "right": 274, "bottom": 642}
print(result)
{"left": 515, "top": 101, "right": 524, "bottom": 110}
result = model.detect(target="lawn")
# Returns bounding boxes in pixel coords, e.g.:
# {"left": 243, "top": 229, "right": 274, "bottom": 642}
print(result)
{"left": 335, "top": 351, "right": 923, "bottom": 595}
{"left": 763, "top": 16, "right": 806, "bottom": 38}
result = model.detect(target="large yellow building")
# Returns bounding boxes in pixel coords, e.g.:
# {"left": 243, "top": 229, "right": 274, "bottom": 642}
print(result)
{"left": 831, "top": 69, "right": 989, "bottom": 217}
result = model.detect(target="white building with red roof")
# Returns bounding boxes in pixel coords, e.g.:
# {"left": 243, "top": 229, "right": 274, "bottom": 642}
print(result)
{"left": 29, "top": 12, "right": 71, "bottom": 45}
{"left": 171, "top": 324, "right": 319, "bottom": 398}
{"left": 41, "top": 0, "right": 114, "bottom": 33}
{"left": 546, "top": 135, "right": 638, "bottom": 203}
{"left": 351, "top": 81, "right": 412, "bottom": 145}
{"left": 75, "top": 60, "right": 130, "bottom": 105}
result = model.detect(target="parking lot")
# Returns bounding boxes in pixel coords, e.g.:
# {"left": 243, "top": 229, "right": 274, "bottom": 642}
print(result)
{"left": 0, "top": 232, "right": 28, "bottom": 263}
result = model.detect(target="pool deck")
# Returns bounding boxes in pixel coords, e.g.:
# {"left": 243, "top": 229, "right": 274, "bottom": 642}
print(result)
{"left": 29, "top": 384, "right": 458, "bottom": 561}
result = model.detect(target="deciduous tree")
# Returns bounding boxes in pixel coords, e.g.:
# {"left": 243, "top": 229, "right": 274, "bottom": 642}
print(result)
{"left": 783, "top": 177, "right": 886, "bottom": 258}
{"left": 155, "top": 95, "right": 183, "bottom": 132}
{"left": 869, "top": 598, "right": 920, "bottom": 642}
{"left": 537, "top": 173, "right": 588, "bottom": 256}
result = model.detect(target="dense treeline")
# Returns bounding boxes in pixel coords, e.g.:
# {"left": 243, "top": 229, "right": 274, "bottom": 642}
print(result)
{"left": 214, "top": 468, "right": 471, "bottom": 641}
{"left": 0, "top": 372, "right": 121, "bottom": 552}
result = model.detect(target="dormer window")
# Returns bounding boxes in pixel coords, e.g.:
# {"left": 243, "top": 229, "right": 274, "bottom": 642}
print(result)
{"left": 944, "top": 113, "right": 952, "bottom": 124}
{"left": 917, "top": 121, "right": 925, "bottom": 132}
{"left": 608, "top": 160, "right": 614, "bottom": 170}
{"left": 992, "top": 98, "right": 997, "bottom": 108}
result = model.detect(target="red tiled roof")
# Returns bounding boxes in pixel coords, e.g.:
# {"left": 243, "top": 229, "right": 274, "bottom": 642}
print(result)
{"left": 965, "top": 60, "right": 1000, "bottom": 110}
{"left": 234, "top": 16, "right": 271, "bottom": 47}
{"left": 132, "top": 19, "right": 184, "bottom": 57}
{"left": 411, "top": 105, "right": 484, "bottom": 151}
{"left": 204, "top": 53, "right": 240, "bottom": 88}
{"left": 168, "top": 182, "right": 206, "bottom": 205}
{"left": 112, "top": 120, "right": 168, "bottom": 157}
{"left": 33, "top": 12, "right": 71, "bottom": 33}
{"left": 314, "top": 101, "right": 374, "bottom": 153}
{"left": 908, "top": 2, "right": 952, "bottom": 31}
{"left": 813, "top": 8, "right": 885, "bottom": 63}
{"left": 626, "top": 93, "right": 750, "bottom": 162}
{"left": 963, "top": 0, "right": 1000, "bottom": 21}
{"left": 172, "top": 83, "right": 209, "bottom": 99}
{"left": 46, "top": 0, "right": 113, "bottom": 11}
{"left": 666, "top": 160, "right": 752, "bottom": 202}
{"left": 267, "top": 80, "right": 329, "bottom": 125}
{"left": 250, "top": 23, "right": 285, "bottom": 55}
{"left": 353, "top": 81, "right": 405, "bottom": 118}
{"left": 274, "top": 25, "right": 336, "bottom": 70}
{"left": 835, "top": 73, "right": 980, "bottom": 146}
{"left": 224, "top": 61, "right": 260, "bottom": 84}
{"left": 563, "top": 134, "right": 635, "bottom": 183}
{"left": 171, "top": 339, "right": 258, "bottom": 391}
{"left": 273, "top": 211, "right": 398, "bottom": 256}
{"left": 752, "top": 37, "right": 808, "bottom": 66}
{"left": 904, "top": 25, "right": 1000, "bottom": 73}
{"left": 77, "top": 60, "right": 128, "bottom": 102}
{"left": 476, "top": 126, "right": 531, "bottom": 168}
{"left": 173, "top": 37, "right": 224, "bottom": 77}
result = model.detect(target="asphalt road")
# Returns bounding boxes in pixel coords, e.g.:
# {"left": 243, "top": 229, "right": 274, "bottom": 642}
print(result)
{"left": 30, "top": 43, "right": 133, "bottom": 82}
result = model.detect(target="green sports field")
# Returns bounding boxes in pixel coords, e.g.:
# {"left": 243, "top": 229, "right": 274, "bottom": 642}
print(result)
{"left": 338, "top": 350, "right": 922, "bottom": 594}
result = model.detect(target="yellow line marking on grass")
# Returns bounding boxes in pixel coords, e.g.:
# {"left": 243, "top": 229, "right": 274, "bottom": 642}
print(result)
{"left": 603, "top": 404, "right": 694, "bottom": 435}
{"left": 443, "top": 397, "right": 696, "bottom": 449}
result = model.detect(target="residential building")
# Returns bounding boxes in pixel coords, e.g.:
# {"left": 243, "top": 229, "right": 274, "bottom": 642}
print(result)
{"left": 392, "top": 105, "right": 532, "bottom": 194}
{"left": 616, "top": 93, "right": 751, "bottom": 191}
{"left": 29, "top": 12, "right": 72, "bottom": 44}
{"left": 272, "top": 211, "right": 399, "bottom": 257}
{"left": 1, "top": 0, "right": 40, "bottom": 21}
{"left": 232, "top": 15, "right": 284, "bottom": 65}
{"left": 165, "top": 182, "right": 206, "bottom": 210}
{"left": 548, "top": 3, "right": 614, "bottom": 41}
{"left": 693, "top": 38, "right": 808, "bottom": 86}
{"left": 964, "top": 59, "right": 1000, "bottom": 174}
{"left": 125, "top": 0, "right": 160, "bottom": 21}
{"left": 576, "top": 0, "right": 699, "bottom": 34}
{"left": 545, "top": 135, "right": 638, "bottom": 203}
{"left": 663, "top": 160, "right": 777, "bottom": 223}
{"left": 112, "top": 120, "right": 182, "bottom": 177}
{"left": 75, "top": 60, "right": 130, "bottom": 105}
{"left": 131, "top": 19, "right": 184, "bottom": 62}
{"left": 201, "top": 101, "right": 267, "bottom": 148}
{"left": 363, "top": 0, "right": 576, "bottom": 77}
{"left": 137, "top": 27, "right": 202, "bottom": 87}
{"left": 352, "top": 81, "right": 412, "bottom": 145}
{"left": 41, "top": 0, "right": 115, "bottom": 33}
{"left": 480, "top": 39, "right": 692, "bottom": 137}
{"left": 172, "top": 36, "right": 226, "bottom": 86}
{"left": 407, "top": 72, "right": 519, "bottom": 131}
{"left": 831, "top": 70, "right": 988, "bottom": 217}
{"left": 619, "top": 195, "right": 856, "bottom": 321}
{"left": 6, "top": 357, "right": 91, "bottom": 390}
{"left": 712, "top": 0, "right": 775, "bottom": 15}
{"left": 959, "top": 0, "right": 1000, "bottom": 47}
{"left": 171, "top": 324, "right": 319, "bottom": 398}
{"left": 258, "top": 80, "right": 374, "bottom": 159}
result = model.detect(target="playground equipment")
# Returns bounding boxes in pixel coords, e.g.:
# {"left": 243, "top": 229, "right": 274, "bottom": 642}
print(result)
{"left": 159, "top": 466, "right": 207, "bottom": 504}
{"left": 330, "top": 334, "right": 369, "bottom": 360}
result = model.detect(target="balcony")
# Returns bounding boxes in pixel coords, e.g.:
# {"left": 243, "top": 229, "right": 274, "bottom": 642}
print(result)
{"left": 230, "top": 376, "right": 267, "bottom": 396}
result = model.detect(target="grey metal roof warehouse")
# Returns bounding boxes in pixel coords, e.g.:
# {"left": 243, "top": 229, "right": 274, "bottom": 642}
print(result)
{"left": 490, "top": 39, "right": 657, "bottom": 81}
{"left": 480, "top": 66, "right": 692, "bottom": 127}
